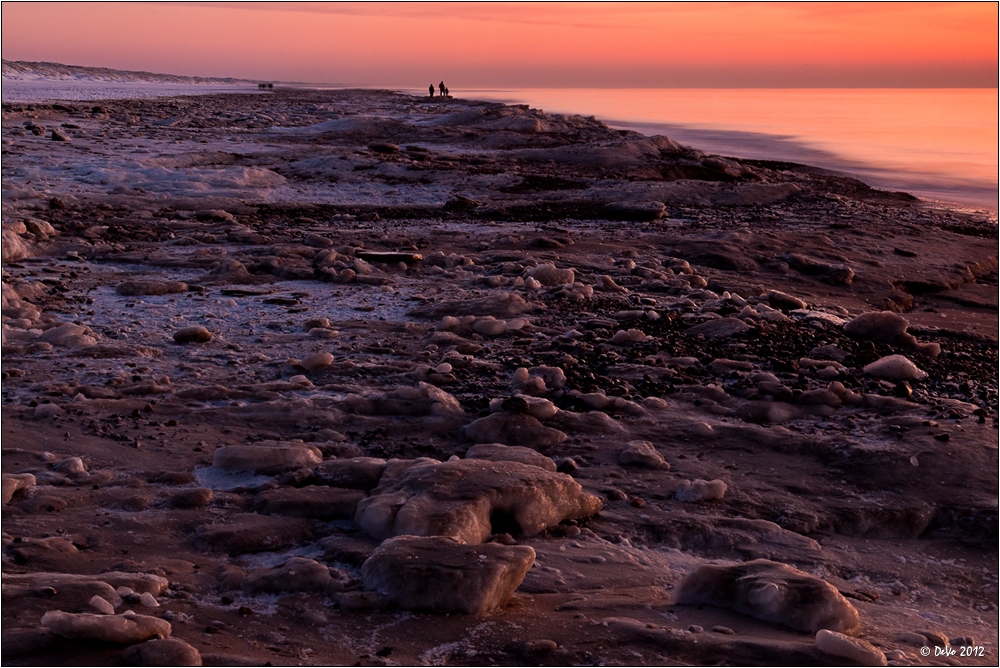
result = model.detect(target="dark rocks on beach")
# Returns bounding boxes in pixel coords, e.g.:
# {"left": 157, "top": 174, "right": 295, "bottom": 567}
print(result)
{"left": 172, "top": 326, "right": 212, "bottom": 344}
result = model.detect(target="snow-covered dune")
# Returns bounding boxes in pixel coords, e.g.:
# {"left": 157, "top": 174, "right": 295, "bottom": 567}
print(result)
{"left": 2, "top": 59, "right": 252, "bottom": 85}
{"left": 2, "top": 60, "right": 265, "bottom": 103}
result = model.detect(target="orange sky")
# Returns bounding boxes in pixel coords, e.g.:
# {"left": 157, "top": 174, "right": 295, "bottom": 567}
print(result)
{"left": 2, "top": 2, "right": 997, "bottom": 87}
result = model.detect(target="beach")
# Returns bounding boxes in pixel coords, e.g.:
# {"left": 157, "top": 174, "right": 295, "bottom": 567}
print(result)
{"left": 2, "top": 86, "right": 997, "bottom": 666}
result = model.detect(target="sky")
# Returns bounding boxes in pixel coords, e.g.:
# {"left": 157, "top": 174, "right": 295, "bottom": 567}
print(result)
{"left": 2, "top": 2, "right": 997, "bottom": 87}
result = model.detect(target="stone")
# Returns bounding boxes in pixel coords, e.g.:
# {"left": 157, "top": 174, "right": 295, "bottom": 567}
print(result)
{"left": 53, "top": 456, "right": 87, "bottom": 475}
{"left": 192, "top": 514, "right": 312, "bottom": 554}
{"left": 464, "top": 412, "right": 567, "bottom": 449}
{"left": 40, "top": 322, "right": 97, "bottom": 347}
{"left": 355, "top": 458, "right": 603, "bottom": 543}
{"left": 123, "top": 638, "right": 203, "bottom": 666}
{"left": 253, "top": 486, "right": 366, "bottom": 519}
{"left": 241, "top": 557, "right": 332, "bottom": 594}
{"left": 139, "top": 592, "right": 159, "bottom": 607}
{"left": 168, "top": 488, "right": 214, "bottom": 509}
{"left": 605, "top": 200, "right": 666, "bottom": 221}
{"left": 212, "top": 444, "right": 321, "bottom": 474}
{"left": 361, "top": 535, "right": 535, "bottom": 614}
{"left": 673, "top": 559, "right": 860, "bottom": 634}
{"left": 300, "top": 352, "right": 334, "bottom": 370}
{"left": 34, "top": 404, "right": 66, "bottom": 419}
{"left": 173, "top": 326, "right": 212, "bottom": 344}
{"left": 684, "top": 318, "right": 750, "bottom": 339}
{"left": 618, "top": 440, "right": 669, "bottom": 470}
{"left": 674, "top": 479, "right": 727, "bottom": 502}
{"left": 116, "top": 281, "right": 188, "bottom": 296}
{"left": 89, "top": 595, "right": 117, "bottom": 615}
{"left": 310, "top": 457, "right": 387, "bottom": 491}
{"left": 844, "top": 311, "right": 909, "bottom": 342}
{"left": 41, "top": 610, "right": 171, "bottom": 644}
{"left": 465, "top": 443, "right": 557, "bottom": 471}
{"left": 814, "top": 629, "right": 887, "bottom": 665}
{"left": 524, "top": 263, "right": 574, "bottom": 286}
{"left": 863, "top": 355, "right": 927, "bottom": 381}
{"left": 2, "top": 473, "right": 36, "bottom": 504}
{"left": 767, "top": 290, "right": 807, "bottom": 310}
{"left": 345, "top": 382, "right": 464, "bottom": 416}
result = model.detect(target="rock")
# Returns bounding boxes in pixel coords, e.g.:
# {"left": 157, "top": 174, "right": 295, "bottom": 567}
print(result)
{"left": 675, "top": 479, "right": 727, "bottom": 502}
{"left": 345, "top": 382, "right": 463, "bottom": 416}
{"left": 212, "top": 443, "right": 321, "bottom": 474}
{"left": 355, "top": 458, "right": 602, "bottom": 543}
{"left": 318, "top": 534, "right": 381, "bottom": 566}
{"left": 767, "top": 290, "right": 807, "bottom": 310}
{"left": 123, "top": 638, "right": 203, "bottom": 666}
{"left": 89, "top": 595, "right": 116, "bottom": 615}
{"left": 465, "top": 443, "right": 557, "bottom": 471}
{"left": 3, "top": 573, "right": 122, "bottom": 610}
{"left": 53, "top": 456, "right": 87, "bottom": 475}
{"left": 116, "top": 281, "right": 188, "bottom": 296}
{"left": 524, "top": 263, "right": 574, "bottom": 286}
{"left": 139, "top": 592, "right": 159, "bottom": 607}
{"left": 464, "top": 412, "right": 567, "bottom": 449}
{"left": 863, "top": 355, "right": 927, "bottom": 381}
{"left": 173, "top": 326, "right": 212, "bottom": 344}
{"left": 310, "top": 457, "right": 387, "bottom": 491}
{"left": 253, "top": 486, "right": 366, "bottom": 519}
{"left": 511, "top": 365, "right": 566, "bottom": 394}
{"left": 605, "top": 201, "right": 665, "bottom": 222}
{"left": 241, "top": 557, "right": 332, "bottom": 594}
{"left": 39, "top": 322, "right": 97, "bottom": 348}
{"left": 300, "top": 352, "right": 334, "bottom": 370}
{"left": 814, "top": 629, "right": 887, "bottom": 665}
{"left": 34, "top": 404, "right": 66, "bottom": 419}
{"left": 192, "top": 514, "right": 312, "bottom": 554}
{"left": 41, "top": 610, "right": 171, "bottom": 644}
{"left": 361, "top": 535, "right": 535, "bottom": 614}
{"left": 673, "top": 559, "right": 860, "bottom": 634}
{"left": 684, "top": 318, "right": 750, "bottom": 339}
{"left": 844, "top": 311, "right": 909, "bottom": 342}
{"left": 367, "top": 142, "right": 400, "bottom": 153}
{"left": 168, "top": 488, "right": 213, "bottom": 509}
{"left": 2, "top": 473, "right": 36, "bottom": 504}
{"left": 618, "top": 440, "right": 669, "bottom": 470}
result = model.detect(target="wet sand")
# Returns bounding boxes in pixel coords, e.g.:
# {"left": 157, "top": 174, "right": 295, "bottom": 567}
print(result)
{"left": 2, "top": 89, "right": 997, "bottom": 666}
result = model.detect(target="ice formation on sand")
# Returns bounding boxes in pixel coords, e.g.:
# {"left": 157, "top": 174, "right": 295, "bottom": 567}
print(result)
{"left": 355, "top": 458, "right": 603, "bottom": 543}
{"left": 673, "top": 559, "right": 861, "bottom": 634}
{"left": 361, "top": 535, "right": 535, "bottom": 614}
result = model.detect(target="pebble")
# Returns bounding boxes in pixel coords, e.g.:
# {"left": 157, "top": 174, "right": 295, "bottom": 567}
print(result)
{"left": 711, "top": 625, "right": 735, "bottom": 635}
{"left": 301, "top": 351, "right": 334, "bottom": 370}
{"left": 173, "top": 326, "right": 212, "bottom": 344}
{"left": 89, "top": 594, "right": 116, "bottom": 615}
{"left": 139, "top": 592, "right": 159, "bottom": 607}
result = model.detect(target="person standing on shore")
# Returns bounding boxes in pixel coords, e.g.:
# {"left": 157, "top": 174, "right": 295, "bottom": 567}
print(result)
{"left": 439, "top": 81, "right": 446, "bottom": 97}
{"left": 428, "top": 84, "right": 434, "bottom": 98}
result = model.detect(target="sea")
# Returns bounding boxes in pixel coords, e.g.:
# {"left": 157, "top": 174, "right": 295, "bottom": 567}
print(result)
{"left": 417, "top": 87, "right": 999, "bottom": 213}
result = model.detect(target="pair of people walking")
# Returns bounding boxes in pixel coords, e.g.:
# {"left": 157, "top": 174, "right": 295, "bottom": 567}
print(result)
{"left": 429, "top": 81, "right": 449, "bottom": 98}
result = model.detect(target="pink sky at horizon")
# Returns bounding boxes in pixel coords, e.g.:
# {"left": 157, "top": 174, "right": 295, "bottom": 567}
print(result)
{"left": 2, "top": 2, "right": 997, "bottom": 88}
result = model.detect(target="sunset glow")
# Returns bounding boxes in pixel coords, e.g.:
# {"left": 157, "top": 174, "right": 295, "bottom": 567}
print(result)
{"left": 2, "top": 2, "right": 997, "bottom": 87}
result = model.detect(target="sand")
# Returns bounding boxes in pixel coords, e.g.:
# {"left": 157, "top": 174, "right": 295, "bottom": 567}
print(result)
{"left": 2, "top": 88, "right": 997, "bottom": 666}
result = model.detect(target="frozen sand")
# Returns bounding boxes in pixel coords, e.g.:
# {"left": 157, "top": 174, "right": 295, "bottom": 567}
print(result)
{"left": 2, "top": 87, "right": 997, "bottom": 666}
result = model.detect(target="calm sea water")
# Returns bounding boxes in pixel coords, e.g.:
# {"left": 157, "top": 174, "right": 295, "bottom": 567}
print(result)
{"left": 434, "top": 88, "right": 998, "bottom": 212}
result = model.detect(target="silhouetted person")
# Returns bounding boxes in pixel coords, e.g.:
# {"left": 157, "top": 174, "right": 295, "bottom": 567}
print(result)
{"left": 444, "top": 86, "right": 449, "bottom": 97}
{"left": 439, "top": 81, "right": 446, "bottom": 97}
{"left": 429, "top": 84, "right": 434, "bottom": 98}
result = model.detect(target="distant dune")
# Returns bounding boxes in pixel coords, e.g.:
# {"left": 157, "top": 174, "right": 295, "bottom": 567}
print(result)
{"left": 1, "top": 59, "right": 255, "bottom": 85}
